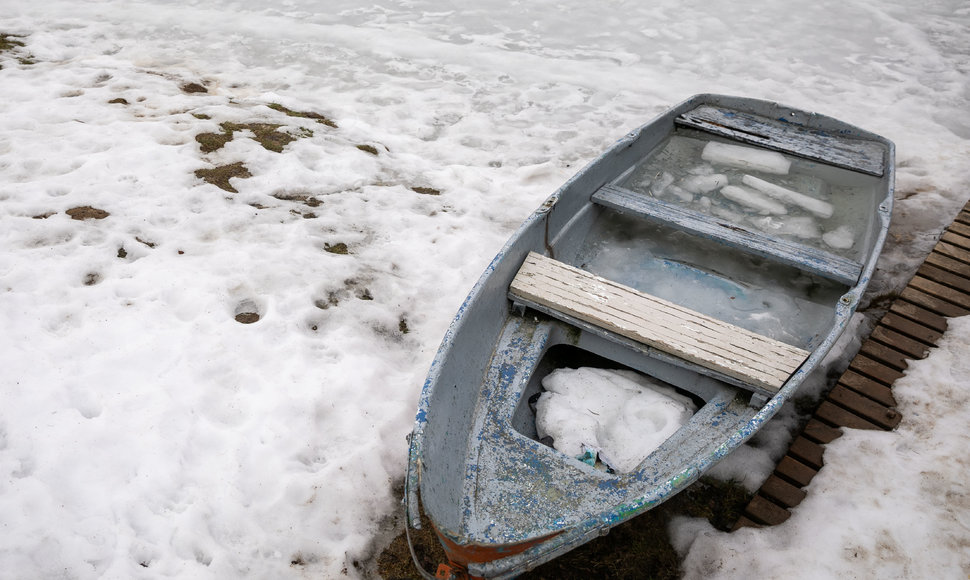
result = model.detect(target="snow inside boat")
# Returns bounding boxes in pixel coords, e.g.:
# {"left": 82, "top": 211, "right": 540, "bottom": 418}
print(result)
{"left": 406, "top": 94, "right": 895, "bottom": 579}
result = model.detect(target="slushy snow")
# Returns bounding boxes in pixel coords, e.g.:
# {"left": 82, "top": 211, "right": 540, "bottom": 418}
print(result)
{"left": 535, "top": 368, "right": 696, "bottom": 474}
{"left": 0, "top": 0, "right": 968, "bottom": 578}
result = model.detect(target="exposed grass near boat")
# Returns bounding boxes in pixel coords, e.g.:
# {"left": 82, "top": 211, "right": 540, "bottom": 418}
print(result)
{"left": 378, "top": 511, "right": 449, "bottom": 580}
{"left": 519, "top": 477, "right": 751, "bottom": 579}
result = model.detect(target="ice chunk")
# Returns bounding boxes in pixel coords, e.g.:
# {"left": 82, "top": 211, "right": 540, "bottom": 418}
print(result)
{"left": 680, "top": 173, "right": 728, "bottom": 194}
{"left": 711, "top": 205, "right": 744, "bottom": 223}
{"left": 823, "top": 225, "right": 855, "bottom": 249}
{"left": 650, "top": 171, "right": 675, "bottom": 196}
{"left": 665, "top": 184, "right": 694, "bottom": 203}
{"left": 741, "top": 175, "right": 834, "bottom": 218}
{"left": 701, "top": 141, "right": 791, "bottom": 175}
{"left": 720, "top": 185, "right": 788, "bottom": 215}
{"left": 535, "top": 367, "right": 696, "bottom": 474}
{"left": 687, "top": 163, "right": 715, "bottom": 175}
{"left": 749, "top": 215, "right": 820, "bottom": 239}
{"left": 627, "top": 176, "right": 651, "bottom": 191}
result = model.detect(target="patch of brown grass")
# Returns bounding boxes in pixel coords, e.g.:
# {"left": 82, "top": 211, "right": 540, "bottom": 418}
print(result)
{"left": 194, "top": 162, "right": 252, "bottom": 193}
{"left": 324, "top": 242, "right": 349, "bottom": 255}
{"left": 0, "top": 33, "right": 25, "bottom": 53}
{"left": 196, "top": 122, "right": 306, "bottom": 154}
{"left": 273, "top": 192, "right": 322, "bottom": 207}
{"left": 195, "top": 130, "right": 234, "bottom": 153}
{"left": 267, "top": 103, "right": 338, "bottom": 128}
{"left": 180, "top": 82, "right": 208, "bottom": 94}
{"left": 66, "top": 206, "right": 110, "bottom": 220}
{"left": 0, "top": 33, "right": 34, "bottom": 66}
{"left": 377, "top": 512, "right": 448, "bottom": 580}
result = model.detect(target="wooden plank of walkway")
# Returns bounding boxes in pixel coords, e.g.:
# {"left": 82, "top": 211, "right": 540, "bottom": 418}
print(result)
{"left": 879, "top": 311, "right": 943, "bottom": 345}
{"left": 942, "top": 230, "right": 970, "bottom": 251}
{"left": 734, "top": 201, "right": 970, "bottom": 530}
{"left": 838, "top": 369, "right": 896, "bottom": 407}
{"left": 802, "top": 418, "right": 842, "bottom": 444}
{"left": 814, "top": 401, "right": 880, "bottom": 430}
{"left": 859, "top": 340, "right": 910, "bottom": 372}
{"left": 760, "top": 475, "right": 808, "bottom": 507}
{"left": 848, "top": 354, "right": 904, "bottom": 385}
{"left": 925, "top": 252, "right": 970, "bottom": 281}
{"left": 870, "top": 326, "right": 930, "bottom": 360}
{"left": 888, "top": 301, "right": 948, "bottom": 334}
{"left": 949, "top": 221, "right": 970, "bottom": 238}
{"left": 934, "top": 242, "right": 970, "bottom": 268}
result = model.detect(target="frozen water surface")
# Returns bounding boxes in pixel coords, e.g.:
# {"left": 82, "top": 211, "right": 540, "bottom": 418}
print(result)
{"left": 575, "top": 212, "right": 846, "bottom": 349}
{"left": 621, "top": 134, "right": 882, "bottom": 260}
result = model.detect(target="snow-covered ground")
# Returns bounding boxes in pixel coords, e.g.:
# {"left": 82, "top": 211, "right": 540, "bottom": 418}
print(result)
{"left": 0, "top": 0, "right": 968, "bottom": 577}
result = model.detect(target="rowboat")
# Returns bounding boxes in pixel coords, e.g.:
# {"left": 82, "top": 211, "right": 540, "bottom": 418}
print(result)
{"left": 405, "top": 94, "right": 894, "bottom": 579}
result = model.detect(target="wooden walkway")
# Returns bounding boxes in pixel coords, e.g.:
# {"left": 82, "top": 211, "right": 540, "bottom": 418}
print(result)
{"left": 735, "top": 199, "right": 970, "bottom": 529}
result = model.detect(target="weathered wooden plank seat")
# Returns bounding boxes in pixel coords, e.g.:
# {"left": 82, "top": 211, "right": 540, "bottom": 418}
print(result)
{"left": 508, "top": 252, "right": 810, "bottom": 394}
{"left": 592, "top": 184, "right": 863, "bottom": 286}
{"left": 676, "top": 105, "right": 886, "bottom": 177}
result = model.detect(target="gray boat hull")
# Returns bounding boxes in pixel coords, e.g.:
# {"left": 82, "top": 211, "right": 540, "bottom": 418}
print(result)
{"left": 407, "top": 94, "right": 894, "bottom": 579}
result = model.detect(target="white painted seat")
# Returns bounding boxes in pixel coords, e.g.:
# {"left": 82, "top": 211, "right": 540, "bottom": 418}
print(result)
{"left": 508, "top": 252, "right": 810, "bottom": 393}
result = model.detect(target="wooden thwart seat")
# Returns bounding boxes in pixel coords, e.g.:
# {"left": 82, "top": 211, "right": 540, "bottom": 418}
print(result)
{"left": 676, "top": 105, "right": 886, "bottom": 177}
{"left": 508, "top": 252, "right": 810, "bottom": 393}
{"left": 592, "top": 184, "right": 863, "bottom": 286}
